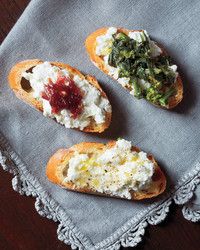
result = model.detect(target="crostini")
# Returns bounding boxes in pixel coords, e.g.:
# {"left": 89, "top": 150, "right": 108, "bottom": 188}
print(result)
{"left": 8, "top": 60, "right": 112, "bottom": 133}
{"left": 46, "top": 139, "right": 166, "bottom": 200}
{"left": 85, "top": 27, "right": 183, "bottom": 109}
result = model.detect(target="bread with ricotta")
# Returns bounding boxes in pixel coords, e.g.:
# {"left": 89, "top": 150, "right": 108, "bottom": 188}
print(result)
{"left": 8, "top": 59, "right": 112, "bottom": 133}
{"left": 46, "top": 139, "right": 166, "bottom": 200}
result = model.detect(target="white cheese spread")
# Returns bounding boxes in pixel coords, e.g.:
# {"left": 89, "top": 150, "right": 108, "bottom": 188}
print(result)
{"left": 22, "top": 62, "right": 111, "bottom": 130}
{"left": 96, "top": 27, "right": 117, "bottom": 56}
{"left": 64, "top": 139, "right": 155, "bottom": 199}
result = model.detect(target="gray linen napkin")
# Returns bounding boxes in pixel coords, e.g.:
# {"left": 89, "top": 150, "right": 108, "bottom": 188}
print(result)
{"left": 1, "top": 0, "right": 200, "bottom": 249}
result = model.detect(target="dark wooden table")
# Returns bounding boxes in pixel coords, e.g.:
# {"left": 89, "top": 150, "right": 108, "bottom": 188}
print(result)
{"left": 0, "top": 1, "right": 200, "bottom": 249}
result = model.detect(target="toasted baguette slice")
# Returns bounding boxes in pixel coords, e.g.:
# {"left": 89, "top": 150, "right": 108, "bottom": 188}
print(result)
{"left": 85, "top": 27, "right": 183, "bottom": 109}
{"left": 8, "top": 59, "right": 111, "bottom": 133}
{"left": 46, "top": 141, "right": 166, "bottom": 200}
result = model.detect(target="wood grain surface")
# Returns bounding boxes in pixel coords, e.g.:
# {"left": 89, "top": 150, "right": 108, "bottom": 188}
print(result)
{"left": 0, "top": 1, "right": 199, "bottom": 249}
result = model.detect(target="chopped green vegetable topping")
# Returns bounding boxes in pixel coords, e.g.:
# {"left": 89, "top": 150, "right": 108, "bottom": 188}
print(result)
{"left": 107, "top": 31, "right": 177, "bottom": 106}
{"left": 131, "top": 78, "right": 143, "bottom": 99}
{"left": 146, "top": 86, "right": 176, "bottom": 106}
{"left": 158, "top": 87, "right": 176, "bottom": 106}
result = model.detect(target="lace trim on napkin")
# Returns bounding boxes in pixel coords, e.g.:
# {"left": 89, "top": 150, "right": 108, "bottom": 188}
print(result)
{"left": 0, "top": 134, "right": 200, "bottom": 250}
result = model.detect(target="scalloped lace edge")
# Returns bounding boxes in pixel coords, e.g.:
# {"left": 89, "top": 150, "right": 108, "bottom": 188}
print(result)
{"left": 0, "top": 135, "right": 200, "bottom": 250}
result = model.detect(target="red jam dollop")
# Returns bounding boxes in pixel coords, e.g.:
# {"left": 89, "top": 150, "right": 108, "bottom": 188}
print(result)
{"left": 42, "top": 75, "right": 83, "bottom": 118}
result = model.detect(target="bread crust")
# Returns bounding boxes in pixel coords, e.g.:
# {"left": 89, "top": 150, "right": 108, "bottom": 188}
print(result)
{"left": 46, "top": 141, "right": 166, "bottom": 200}
{"left": 8, "top": 59, "right": 112, "bottom": 133}
{"left": 85, "top": 27, "right": 183, "bottom": 109}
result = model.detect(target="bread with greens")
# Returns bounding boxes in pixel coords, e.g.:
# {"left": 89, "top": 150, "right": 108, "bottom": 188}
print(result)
{"left": 85, "top": 27, "right": 183, "bottom": 109}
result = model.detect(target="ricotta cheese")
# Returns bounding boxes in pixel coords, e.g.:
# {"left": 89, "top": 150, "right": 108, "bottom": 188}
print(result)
{"left": 129, "top": 30, "right": 162, "bottom": 57}
{"left": 169, "top": 64, "right": 178, "bottom": 73}
{"left": 22, "top": 61, "right": 69, "bottom": 98}
{"left": 118, "top": 77, "right": 130, "bottom": 87}
{"left": 130, "top": 79, "right": 151, "bottom": 96}
{"left": 138, "top": 79, "right": 151, "bottom": 89}
{"left": 64, "top": 139, "right": 155, "bottom": 199}
{"left": 129, "top": 30, "right": 148, "bottom": 42}
{"left": 96, "top": 27, "right": 117, "bottom": 56}
{"left": 103, "top": 55, "right": 119, "bottom": 79}
{"left": 149, "top": 40, "right": 162, "bottom": 57}
{"left": 22, "top": 62, "right": 111, "bottom": 130}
